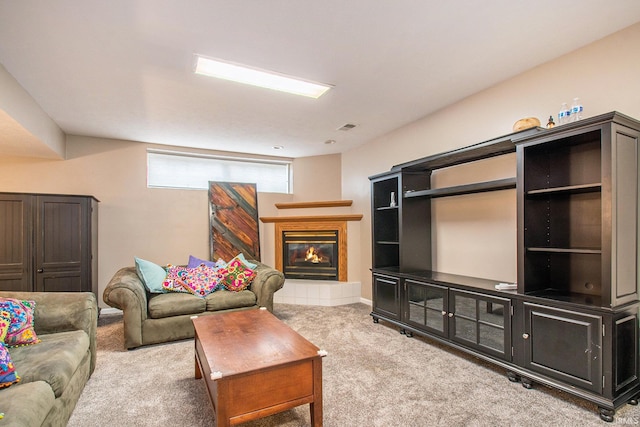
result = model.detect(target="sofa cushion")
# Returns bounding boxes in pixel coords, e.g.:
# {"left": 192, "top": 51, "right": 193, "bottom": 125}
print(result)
{"left": 9, "top": 330, "right": 89, "bottom": 398}
{"left": 205, "top": 289, "right": 257, "bottom": 311}
{"left": 148, "top": 292, "right": 206, "bottom": 319}
{"left": 0, "top": 380, "right": 55, "bottom": 426}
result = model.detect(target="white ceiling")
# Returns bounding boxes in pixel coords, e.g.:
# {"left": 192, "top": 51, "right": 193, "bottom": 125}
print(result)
{"left": 1, "top": 1, "right": 640, "bottom": 159}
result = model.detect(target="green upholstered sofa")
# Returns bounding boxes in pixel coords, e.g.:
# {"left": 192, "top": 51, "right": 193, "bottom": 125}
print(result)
{"left": 103, "top": 260, "right": 285, "bottom": 350}
{"left": 0, "top": 291, "right": 98, "bottom": 427}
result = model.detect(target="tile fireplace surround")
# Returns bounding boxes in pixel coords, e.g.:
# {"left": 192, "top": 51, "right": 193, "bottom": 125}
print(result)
{"left": 274, "top": 278, "right": 362, "bottom": 306}
{"left": 260, "top": 200, "right": 363, "bottom": 306}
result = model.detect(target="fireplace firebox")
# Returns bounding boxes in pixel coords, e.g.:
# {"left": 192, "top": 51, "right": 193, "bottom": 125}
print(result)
{"left": 282, "top": 230, "right": 339, "bottom": 280}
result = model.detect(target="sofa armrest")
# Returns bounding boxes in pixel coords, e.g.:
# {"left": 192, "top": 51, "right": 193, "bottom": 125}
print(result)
{"left": 0, "top": 291, "right": 98, "bottom": 375}
{"left": 103, "top": 266, "right": 149, "bottom": 349}
{"left": 249, "top": 261, "right": 285, "bottom": 312}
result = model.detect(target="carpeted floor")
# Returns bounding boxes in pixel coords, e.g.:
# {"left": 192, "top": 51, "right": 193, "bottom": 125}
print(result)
{"left": 67, "top": 303, "right": 640, "bottom": 426}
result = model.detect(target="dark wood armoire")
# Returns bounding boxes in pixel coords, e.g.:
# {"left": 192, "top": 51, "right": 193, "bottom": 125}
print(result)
{"left": 0, "top": 192, "right": 98, "bottom": 295}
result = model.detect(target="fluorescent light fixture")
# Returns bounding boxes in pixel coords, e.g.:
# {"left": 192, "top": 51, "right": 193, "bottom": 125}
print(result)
{"left": 194, "top": 55, "right": 332, "bottom": 99}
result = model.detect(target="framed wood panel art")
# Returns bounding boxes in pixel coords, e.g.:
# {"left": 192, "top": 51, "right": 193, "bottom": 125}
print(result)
{"left": 209, "top": 181, "right": 260, "bottom": 262}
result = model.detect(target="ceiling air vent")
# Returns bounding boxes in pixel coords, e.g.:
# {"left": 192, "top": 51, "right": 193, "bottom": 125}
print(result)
{"left": 337, "top": 123, "right": 356, "bottom": 131}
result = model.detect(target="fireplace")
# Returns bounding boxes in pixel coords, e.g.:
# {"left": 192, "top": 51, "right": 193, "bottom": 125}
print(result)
{"left": 282, "top": 230, "right": 338, "bottom": 280}
{"left": 265, "top": 213, "right": 360, "bottom": 282}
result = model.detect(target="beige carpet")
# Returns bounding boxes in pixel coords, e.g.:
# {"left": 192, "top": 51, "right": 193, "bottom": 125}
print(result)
{"left": 68, "top": 303, "right": 640, "bottom": 426}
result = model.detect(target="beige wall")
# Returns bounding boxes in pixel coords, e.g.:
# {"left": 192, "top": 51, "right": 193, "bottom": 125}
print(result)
{"left": 0, "top": 136, "right": 343, "bottom": 307}
{"left": 344, "top": 22, "right": 640, "bottom": 300}
{"left": 292, "top": 153, "right": 342, "bottom": 201}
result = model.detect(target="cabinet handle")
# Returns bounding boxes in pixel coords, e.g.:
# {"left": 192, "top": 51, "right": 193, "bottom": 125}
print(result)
{"left": 37, "top": 269, "right": 44, "bottom": 273}
{"left": 522, "top": 333, "right": 529, "bottom": 339}
{"left": 441, "top": 311, "right": 447, "bottom": 316}
{"left": 448, "top": 313, "right": 454, "bottom": 318}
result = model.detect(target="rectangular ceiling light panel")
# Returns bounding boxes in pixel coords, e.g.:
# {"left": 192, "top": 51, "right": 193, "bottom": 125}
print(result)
{"left": 194, "top": 55, "right": 331, "bottom": 99}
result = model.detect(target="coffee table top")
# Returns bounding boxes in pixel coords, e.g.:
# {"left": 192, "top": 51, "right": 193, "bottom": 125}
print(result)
{"left": 193, "top": 309, "right": 320, "bottom": 378}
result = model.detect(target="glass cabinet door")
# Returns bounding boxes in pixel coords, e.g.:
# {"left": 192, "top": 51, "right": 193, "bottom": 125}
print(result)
{"left": 450, "top": 289, "right": 511, "bottom": 360}
{"left": 404, "top": 279, "right": 448, "bottom": 337}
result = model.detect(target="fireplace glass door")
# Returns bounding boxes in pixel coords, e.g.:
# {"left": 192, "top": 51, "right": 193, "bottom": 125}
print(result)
{"left": 282, "top": 230, "right": 338, "bottom": 280}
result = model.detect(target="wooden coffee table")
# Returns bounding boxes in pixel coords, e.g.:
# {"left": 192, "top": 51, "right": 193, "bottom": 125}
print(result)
{"left": 193, "top": 309, "right": 323, "bottom": 426}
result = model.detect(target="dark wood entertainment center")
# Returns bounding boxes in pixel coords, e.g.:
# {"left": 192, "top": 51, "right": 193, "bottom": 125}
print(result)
{"left": 369, "top": 111, "right": 640, "bottom": 422}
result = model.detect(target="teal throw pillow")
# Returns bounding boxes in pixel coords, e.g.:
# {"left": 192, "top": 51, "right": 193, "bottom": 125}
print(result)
{"left": 134, "top": 257, "right": 167, "bottom": 293}
{"left": 231, "top": 253, "right": 258, "bottom": 269}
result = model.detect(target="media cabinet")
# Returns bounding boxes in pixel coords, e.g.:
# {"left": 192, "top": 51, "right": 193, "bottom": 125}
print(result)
{"left": 369, "top": 111, "right": 640, "bottom": 421}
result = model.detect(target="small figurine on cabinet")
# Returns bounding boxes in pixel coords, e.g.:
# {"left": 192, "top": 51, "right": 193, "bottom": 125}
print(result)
{"left": 547, "top": 115, "right": 555, "bottom": 128}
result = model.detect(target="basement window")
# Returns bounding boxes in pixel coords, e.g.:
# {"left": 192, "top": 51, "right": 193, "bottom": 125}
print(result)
{"left": 147, "top": 149, "right": 292, "bottom": 193}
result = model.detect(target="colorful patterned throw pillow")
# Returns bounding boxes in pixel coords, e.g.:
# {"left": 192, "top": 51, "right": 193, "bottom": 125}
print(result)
{"left": 176, "top": 264, "right": 223, "bottom": 297}
{"left": 218, "top": 258, "right": 256, "bottom": 292}
{"left": 0, "top": 298, "right": 40, "bottom": 347}
{"left": 0, "top": 309, "right": 20, "bottom": 388}
{"left": 162, "top": 265, "right": 191, "bottom": 293}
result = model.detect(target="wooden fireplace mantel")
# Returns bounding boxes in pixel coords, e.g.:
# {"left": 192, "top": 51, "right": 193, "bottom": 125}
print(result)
{"left": 260, "top": 214, "right": 363, "bottom": 223}
{"left": 274, "top": 200, "right": 353, "bottom": 209}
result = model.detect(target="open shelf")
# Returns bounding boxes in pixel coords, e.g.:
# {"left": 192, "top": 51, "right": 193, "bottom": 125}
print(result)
{"left": 527, "top": 247, "right": 602, "bottom": 254}
{"left": 404, "top": 177, "right": 516, "bottom": 199}
{"left": 521, "top": 130, "right": 602, "bottom": 193}
{"left": 527, "top": 183, "right": 601, "bottom": 196}
{"left": 372, "top": 175, "right": 400, "bottom": 209}
{"left": 524, "top": 191, "right": 601, "bottom": 250}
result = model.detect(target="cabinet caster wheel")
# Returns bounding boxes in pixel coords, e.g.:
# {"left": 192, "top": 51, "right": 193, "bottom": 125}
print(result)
{"left": 521, "top": 378, "right": 533, "bottom": 389}
{"left": 506, "top": 371, "right": 519, "bottom": 383}
{"left": 372, "top": 317, "right": 379, "bottom": 324}
{"left": 629, "top": 398, "right": 639, "bottom": 406}
{"left": 405, "top": 331, "right": 413, "bottom": 338}
{"left": 599, "top": 407, "right": 615, "bottom": 422}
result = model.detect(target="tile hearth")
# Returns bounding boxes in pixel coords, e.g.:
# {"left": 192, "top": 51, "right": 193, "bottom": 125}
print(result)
{"left": 274, "top": 279, "right": 361, "bottom": 306}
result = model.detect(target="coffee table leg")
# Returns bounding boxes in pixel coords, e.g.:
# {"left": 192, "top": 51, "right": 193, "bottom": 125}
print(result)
{"left": 310, "top": 357, "right": 323, "bottom": 427}
{"left": 215, "top": 380, "right": 230, "bottom": 427}
{"left": 195, "top": 354, "right": 202, "bottom": 379}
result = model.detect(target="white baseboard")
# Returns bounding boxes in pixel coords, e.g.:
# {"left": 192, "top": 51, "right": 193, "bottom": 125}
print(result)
{"left": 100, "top": 307, "right": 122, "bottom": 316}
